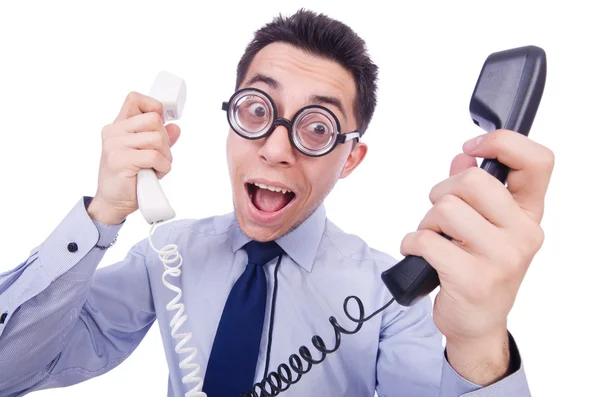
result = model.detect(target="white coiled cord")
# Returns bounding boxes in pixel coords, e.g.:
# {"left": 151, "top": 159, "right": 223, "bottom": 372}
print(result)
{"left": 148, "top": 222, "right": 207, "bottom": 397}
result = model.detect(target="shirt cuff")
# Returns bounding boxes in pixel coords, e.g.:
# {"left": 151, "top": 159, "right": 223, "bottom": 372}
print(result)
{"left": 83, "top": 196, "right": 124, "bottom": 249}
{"left": 0, "top": 196, "right": 125, "bottom": 336}
{"left": 439, "top": 331, "right": 531, "bottom": 397}
{"left": 38, "top": 196, "right": 124, "bottom": 280}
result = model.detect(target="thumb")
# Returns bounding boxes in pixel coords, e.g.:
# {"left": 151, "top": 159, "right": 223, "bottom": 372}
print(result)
{"left": 449, "top": 153, "right": 477, "bottom": 177}
{"left": 165, "top": 123, "right": 181, "bottom": 147}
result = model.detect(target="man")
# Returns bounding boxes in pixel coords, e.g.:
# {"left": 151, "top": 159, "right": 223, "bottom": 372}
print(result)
{"left": 0, "top": 8, "right": 553, "bottom": 397}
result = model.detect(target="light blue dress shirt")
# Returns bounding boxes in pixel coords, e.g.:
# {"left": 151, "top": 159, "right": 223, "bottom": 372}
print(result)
{"left": 0, "top": 196, "right": 530, "bottom": 396}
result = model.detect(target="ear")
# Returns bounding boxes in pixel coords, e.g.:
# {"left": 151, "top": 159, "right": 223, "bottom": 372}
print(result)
{"left": 340, "top": 142, "right": 368, "bottom": 179}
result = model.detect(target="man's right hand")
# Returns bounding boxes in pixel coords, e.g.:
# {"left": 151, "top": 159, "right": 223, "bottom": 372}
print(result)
{"left": 87, "top": 92, "right": 181, "bottom": 225}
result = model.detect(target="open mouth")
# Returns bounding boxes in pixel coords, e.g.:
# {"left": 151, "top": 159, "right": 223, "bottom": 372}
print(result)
{"left": 245, "top": 182, "right": 296, "bottom": 215}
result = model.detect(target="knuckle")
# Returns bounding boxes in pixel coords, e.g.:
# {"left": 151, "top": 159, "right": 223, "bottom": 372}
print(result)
{"left": 520, "top": 221, "right": 545, "bottom": 256}
{"left": 496, "top": 128, "right": 511, "bottom": 137}
{"left": 100, "top": 146, "right": 109, "bottom": 162}
{"left": 157, "top": 155, "right": 171, "bottom": 172}
{"left": 540, "top": 147, "right": 555, "bottom": 172}
{"left": 151, "top": 150, "right": 162, "bottom": 163}
{"left": 102, "top": 136, "right": 118, "bottom": 153}
{"left": 515, "top": 210, "right": 545, "bottom": 239}
{"left": 399, "top": 233, "right": 411, "bottom": 253}
{"left": 414, "top": 229, "right": 435, "bottom": 250}
{"left": 401, "top": 230, "right": 432, "bottom": 255}
{"left": 434, "top": 194, "right": 460, "bottom": 217}
{"left": 157, "top": 134, "right": 171, "bottom": 155}
{"left": 154, "top": 100, "right": 164, "bottom": 115}
{"left": 126, "top": 91, "right": 141, "bottom": 103}
{"left": 461, "top": 166, "right": 486, "bottom": 187}
{"left": 149, "top": 111, "right": 164, "bottom": 128}
{"left": 101, "top": 124, "right": 112, "bottom": 138}
{"left": 491, "top": 128, "right": 509, "bottom": 142}
{"left": 147, "top": 112, "right": 164, "bottom": 131}
{"left": 501, "top": 246, "right": 524, "bottom": 274}
{"left": 483, "top": 130, "right": 499, "bottom": 148}
{"left": 428, "top": 185, "right": 438, "bottom": 205}
{"left": 531, "top": 226, "right": 545, "bottom": 250}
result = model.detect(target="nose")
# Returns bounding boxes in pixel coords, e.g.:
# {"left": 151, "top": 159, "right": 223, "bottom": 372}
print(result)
{"left": 258, "top": 124, "right": 296, "bottom": 167}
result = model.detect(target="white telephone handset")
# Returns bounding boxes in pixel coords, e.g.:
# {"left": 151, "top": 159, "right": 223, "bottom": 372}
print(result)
{"left": 141, "top": 72, "right": 208, "bottom": 397}
{"left": 137, "top": 71, "right": 185, "bottom": 224}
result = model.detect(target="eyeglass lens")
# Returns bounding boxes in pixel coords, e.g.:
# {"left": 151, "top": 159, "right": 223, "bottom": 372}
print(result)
{"left": 232, "top": 92, "right": 337, "bottom": 152}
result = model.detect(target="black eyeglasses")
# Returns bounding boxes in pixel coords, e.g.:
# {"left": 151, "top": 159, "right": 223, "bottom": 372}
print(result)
{"left": 222, "top": 87, "right": 361, "bottom": 157}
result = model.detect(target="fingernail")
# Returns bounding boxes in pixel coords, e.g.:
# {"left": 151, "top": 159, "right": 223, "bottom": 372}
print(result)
{"left": 463, "top": 135, "right": 483, "bottom": 152}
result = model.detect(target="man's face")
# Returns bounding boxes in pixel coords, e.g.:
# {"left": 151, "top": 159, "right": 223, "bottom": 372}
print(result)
{"left": 226, "top": 42, "right": 367, "bottom": 241}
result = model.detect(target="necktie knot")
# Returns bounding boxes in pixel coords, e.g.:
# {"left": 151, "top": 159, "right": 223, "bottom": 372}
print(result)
{"left": 243, "top": 240, "right": 283, "bottom": 267}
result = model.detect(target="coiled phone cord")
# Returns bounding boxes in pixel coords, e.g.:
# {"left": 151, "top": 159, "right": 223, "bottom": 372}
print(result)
{"left": 148, "top": 222, "right": 207, "bottom": 397}
{"left": 147, "top": 221, "right": 396, "bottom": 397}
{"left": 243, "top": 294, "right": 395, "bottom": 397}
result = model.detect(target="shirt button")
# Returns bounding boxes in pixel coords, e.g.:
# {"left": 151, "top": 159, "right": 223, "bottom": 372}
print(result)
{"left": 67, "top": 242, "right": 78, "bottom": 253}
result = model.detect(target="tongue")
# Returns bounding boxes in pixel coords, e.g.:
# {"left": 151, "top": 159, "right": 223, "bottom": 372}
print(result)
{"left": 253, "top": 188, "right": 290, "bottom": 212}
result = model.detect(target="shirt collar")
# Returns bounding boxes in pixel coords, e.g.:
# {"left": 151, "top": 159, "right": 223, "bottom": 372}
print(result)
{"left": 231, "top": 203, "right": 326, "bottom": 273}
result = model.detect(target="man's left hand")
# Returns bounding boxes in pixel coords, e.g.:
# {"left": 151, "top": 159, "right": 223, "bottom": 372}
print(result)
{"left": 400, "top": 129, "right": 554, "bottom": 385}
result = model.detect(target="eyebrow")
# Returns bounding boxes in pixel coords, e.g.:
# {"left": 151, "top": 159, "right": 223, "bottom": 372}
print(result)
{"left": 244, "top": 73, "right": 281, "bottom": 90}
{"left": 308, "top": 94, "right": 347, "bottom": 121}
{"left": 244, "top": 73, "right": 347, "bottom": 120}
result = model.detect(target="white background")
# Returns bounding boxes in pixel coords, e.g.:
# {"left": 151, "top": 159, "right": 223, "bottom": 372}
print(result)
{"left": 1, "top": 0, "right": 598, "bottom": 395}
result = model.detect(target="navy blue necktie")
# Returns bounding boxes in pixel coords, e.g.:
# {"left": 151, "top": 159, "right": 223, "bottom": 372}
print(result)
{"left": 203, "top": 240, "right": 283, "bottom": 397}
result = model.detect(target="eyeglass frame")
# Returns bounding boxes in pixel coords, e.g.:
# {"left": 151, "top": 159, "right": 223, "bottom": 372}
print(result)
{"left": 221, "top": 87, "right": 362, "bottom": 157}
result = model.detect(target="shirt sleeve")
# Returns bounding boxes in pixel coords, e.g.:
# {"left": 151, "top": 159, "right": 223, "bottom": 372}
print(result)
{"left": 439, "top": 332, "right": 531, "bottom": 397}
{"left": 0, "top": 196, "right": 156, "bottom": 396}
{"left": 375, "top": 294, "right": 446, "bottom": 397}
{"left": 376, "top": 295, "right": 531, "bottom": 397}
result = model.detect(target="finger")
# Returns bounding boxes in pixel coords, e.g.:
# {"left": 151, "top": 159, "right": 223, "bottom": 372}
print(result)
{"left": 120, "top": 112, "right": 167, "bottom": 134}
{"left": 114, "top": 91, "right": 164, "bottom": 122}
{"left": 124, "top": 149, "right": 172, "bottom": 177}
{"left": 102, "top": 112, "right": 167, "bottom": 139}
{"left": 165, "top": 123, "right": 181, "bottom": 147}
{"left": 417, "top": 194, "right": 501, "bottom": 256}
{"left": 463, "top": 129, "right": 555, "bottom": 222}
{"left": 449, "top": 153, "right": 477, "bottom": 177}
{"left": 429, "top": 166, "right": 524, "bottom": 228}
{"left": 400, "top": 229, "right": 473, "bottom": 277}
{"left": 122, "top": 131, "right": 173, "bottom": 162}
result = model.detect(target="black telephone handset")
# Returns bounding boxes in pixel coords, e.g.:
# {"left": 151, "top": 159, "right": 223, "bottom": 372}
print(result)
{"left": 381, "top": 45, "right": 547, "bottom": 306}
{"left": 243, "top": 46, "right": 547, "bottom": 397}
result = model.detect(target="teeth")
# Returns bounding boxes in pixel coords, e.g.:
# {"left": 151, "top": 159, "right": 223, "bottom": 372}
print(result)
{"left": 253, "top": 182, "right": 290, "bottom": 194}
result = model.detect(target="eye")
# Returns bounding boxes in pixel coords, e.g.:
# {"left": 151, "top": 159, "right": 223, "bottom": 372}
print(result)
{"left": 308, "top": 122, "right": 328, "bottom": 135}
{"left": 249, "top": 102, "right": 267, "bottom": 118}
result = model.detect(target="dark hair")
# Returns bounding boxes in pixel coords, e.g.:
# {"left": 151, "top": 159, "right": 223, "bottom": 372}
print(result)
{"left": 235, "top": 8, "right": 379, "bottom": 136}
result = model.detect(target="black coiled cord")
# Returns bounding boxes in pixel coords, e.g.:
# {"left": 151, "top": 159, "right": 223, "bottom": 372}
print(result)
{"left": 240, "top": 296, "right": 396, "bottom": 397}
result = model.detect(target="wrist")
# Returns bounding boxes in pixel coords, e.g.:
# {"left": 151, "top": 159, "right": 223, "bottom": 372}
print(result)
{"left": 445, "top": 329, "right": 510, "bottom": 386}
{"left": 86, "top": 196, "right": 127, "bottom": 225}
